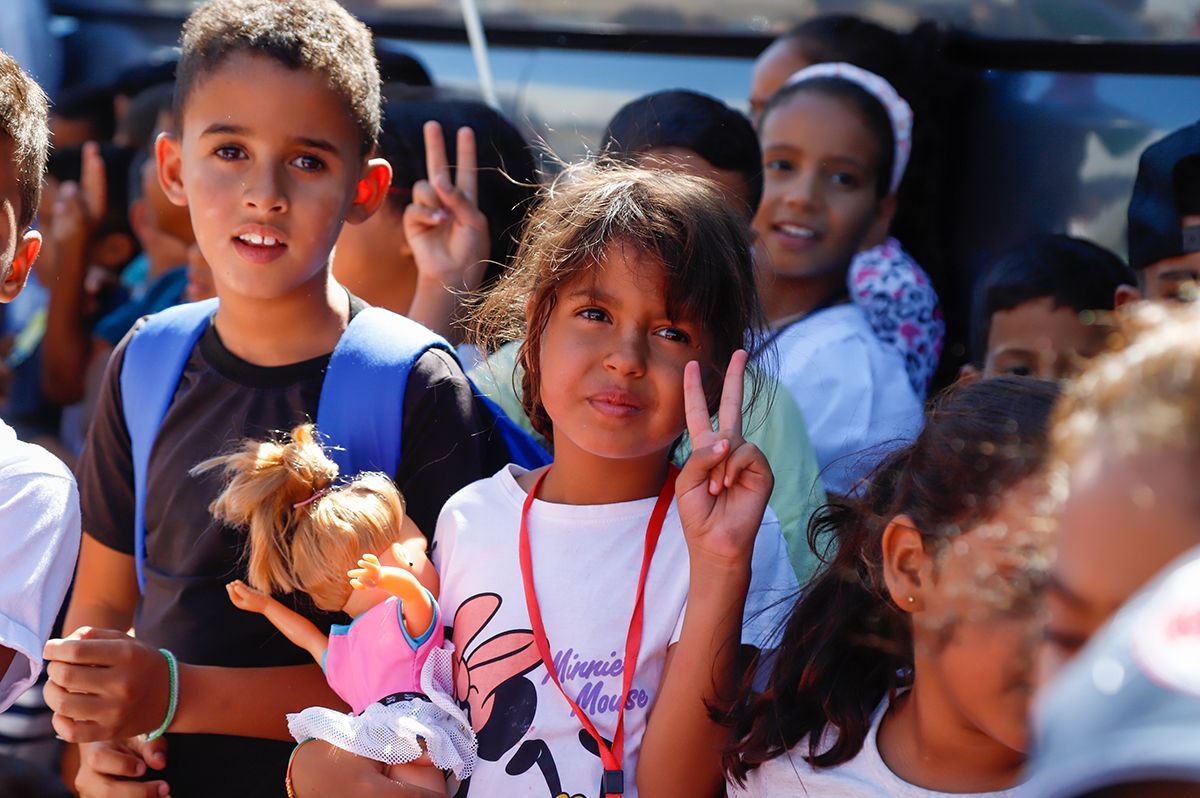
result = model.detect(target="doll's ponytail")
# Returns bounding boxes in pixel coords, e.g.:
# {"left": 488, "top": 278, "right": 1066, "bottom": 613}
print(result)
{"left": 197, "top": 424, "right": 408, "bottom": 610}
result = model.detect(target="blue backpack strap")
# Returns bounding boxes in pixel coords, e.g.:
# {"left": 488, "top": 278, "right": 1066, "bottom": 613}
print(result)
{"left": 317, "top": 307, "right": 550, "bottom": 479}
{"left": 120, "top": 298, "right": 219, "bottom": 593}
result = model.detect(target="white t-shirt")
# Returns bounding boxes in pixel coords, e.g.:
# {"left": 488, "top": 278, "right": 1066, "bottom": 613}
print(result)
{"left": 0, "top": 420, "right": 81, "bottom": 711}
{"left": 433, "top": 465, "right": 798, "bottom": 798}
{"left": 770, "top": 304, "right": 923, "bottom": 495}
{"left": 728, "top": 699, "right": 1019, "bottom": 798}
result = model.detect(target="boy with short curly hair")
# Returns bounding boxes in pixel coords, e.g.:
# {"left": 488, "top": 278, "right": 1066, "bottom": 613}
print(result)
{"left": 43, "top": 2, "right": 511, "bottom": 795}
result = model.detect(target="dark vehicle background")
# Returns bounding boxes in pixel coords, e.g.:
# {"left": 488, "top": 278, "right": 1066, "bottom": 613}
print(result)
{"left": 49, "top": 0, "right": 1200, "bottom": 366}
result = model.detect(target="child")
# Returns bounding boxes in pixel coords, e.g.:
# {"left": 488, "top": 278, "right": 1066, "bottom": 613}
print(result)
{"left": 750, "top": 18, "right": 945, "bottom": 397}
{"left": 600, "top": 89, "right": 763, "bottom": 219}
{"left": 726, "top": 377, "right": 1060, "bottom": 796}
{"left": 334, "top": 90, "right": 536, "bottom": 341}
{"left": 42, "top": 2, "right": 514, "bottom": 796}
{"left": 198, "top": 424, "right": 475, "bottom": 796}
{"left": 405, "top": 102, "right": 826, "bottom": 579}
{"left": 963, "top": 234, "right": 1135, "bottom": 381}
{"left": 754, "top": 63, "right": 924, "bottom": 494}
{"left": 1120, "top": 119, "right": 1200, "bottom": 304}
{"left": 0, "top": 47, "right": 80, "bottom": 713}
{"left": 1026, "top": 302, "right": 1200, "bottom": 796}
{"left": 419, "top": 162, "right": 798, "bottom": 797}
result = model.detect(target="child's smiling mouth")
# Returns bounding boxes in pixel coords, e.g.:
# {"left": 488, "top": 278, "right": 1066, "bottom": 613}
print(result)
{"left": 232, "top": 225, "right": 289, "bottom": 264}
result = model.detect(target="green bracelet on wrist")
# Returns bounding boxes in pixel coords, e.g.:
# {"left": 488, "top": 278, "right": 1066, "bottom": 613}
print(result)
{"left": 145, "top": 648, "right": 178, "bottom": 741}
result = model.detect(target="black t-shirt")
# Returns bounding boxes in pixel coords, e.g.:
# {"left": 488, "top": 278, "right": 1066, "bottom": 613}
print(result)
{"left": 76, "top": 298, "right": 511, "bottom": 797}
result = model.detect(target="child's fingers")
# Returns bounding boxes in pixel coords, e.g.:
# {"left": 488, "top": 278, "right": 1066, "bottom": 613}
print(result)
{"left": 349, "top": 578, "right": 366, "bottom": 591}
{"left": 403, "top": 202, "right": 446, "bottom": 231}
{"left": 721, "top": 440, "right": 769, "bottom": 489}
{"left": 81, "top": 140, "right": 107, "bottom": 221}
{"left": 362, "top": 553, "right": 380, "bottom": 565}
{"left": 410, "top": 179, "right": 440, "bottom": 213}
{"left": 717, "top": 350, "right": 747, "bottom": 438}
{"left": 85, "top": 742, "right": 152, "bottom": 779}
{"left": 682, "top": 360, "right": 714, "bottom": 445}
{"left": 44, "top": 631, "right": 132, "bottom": 664}
{"left": 679, "top": 438, "right": 731, "bottom": 492}
{"left": 454, "top": 126, "right": 478, "bottom": 202}
{"left": 423, "top": 121, "right": 450, "bottom": 188}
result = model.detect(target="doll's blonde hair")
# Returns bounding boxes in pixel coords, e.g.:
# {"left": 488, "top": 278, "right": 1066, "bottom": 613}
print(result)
{"left": 193, "top": 423, "right": 405, "bottom": 611}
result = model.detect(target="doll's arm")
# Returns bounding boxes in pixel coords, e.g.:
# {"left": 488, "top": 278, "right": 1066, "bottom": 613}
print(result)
{"left": 226, "top": 581, "right": 328, "bottom": 665}
{"left": 348, "top": 555, "right": 435, "bottom": 639}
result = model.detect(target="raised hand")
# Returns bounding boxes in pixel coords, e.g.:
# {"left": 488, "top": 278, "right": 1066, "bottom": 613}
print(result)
{"left": 403, "top": 120, "right": 490, "bottom": 292}
{"left": 348, "top": 552, "right": 384, "bottom": 591}
{"left": 226, "top": 579, "right": 270, "bottom": 614}
{"left": 675, "top": 350, "right": 773, "bottom": 568}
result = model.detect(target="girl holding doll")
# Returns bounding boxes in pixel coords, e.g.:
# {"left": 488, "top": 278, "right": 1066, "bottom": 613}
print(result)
{"left": 427, "top": 160, "right": 798, "bottom": 797}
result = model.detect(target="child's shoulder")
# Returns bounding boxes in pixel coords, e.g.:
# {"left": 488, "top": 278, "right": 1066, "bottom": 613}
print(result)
{"left": 0, "top": 422, "right": 75, "bottom": 489}
{"left": 440, "top": 464, "right": 526, "bottom": 518}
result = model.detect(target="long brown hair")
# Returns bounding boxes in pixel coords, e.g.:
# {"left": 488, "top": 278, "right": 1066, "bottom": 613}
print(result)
{"left": 724, "top": 377, "right": 1059, "bottom": 783}
{"left": 471, "top": 159, "right": 766, "bottom": 441}
{"left": 192, "top": 423, "right": 406, "bottom": 611}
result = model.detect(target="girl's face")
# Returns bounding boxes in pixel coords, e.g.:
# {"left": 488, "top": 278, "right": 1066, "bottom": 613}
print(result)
{"left": 753, "top": 91, "right": 891, "bottom": 289}
{"left": 1039, "top": 447, "right": 1199, "bottom": 685}
{"left": 535, "top": 243, "right": 709, "bottom": 468}
{"left": 911, "top": 479, "right": 1050, "bottom": 754}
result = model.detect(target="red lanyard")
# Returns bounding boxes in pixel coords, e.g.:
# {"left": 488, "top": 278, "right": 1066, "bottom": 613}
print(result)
{"left": 518, "top": 465, "right": 679, "bottom": 798}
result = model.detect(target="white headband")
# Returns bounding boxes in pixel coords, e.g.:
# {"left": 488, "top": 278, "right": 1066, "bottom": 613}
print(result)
{"left": 783, "top": 62, "right": 913, "bottom": 194}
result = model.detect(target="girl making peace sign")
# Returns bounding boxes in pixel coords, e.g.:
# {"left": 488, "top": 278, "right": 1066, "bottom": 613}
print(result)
{"left": 430, "top": 160, "right": 798, "bottom": 797}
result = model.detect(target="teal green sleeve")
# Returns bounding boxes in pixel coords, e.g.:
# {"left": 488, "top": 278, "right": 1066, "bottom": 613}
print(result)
{"left": 470, "top": 346, "right": 826, "bottom": 583}
{"left": 467, "top": 341, "right": 547, "bottom": 446}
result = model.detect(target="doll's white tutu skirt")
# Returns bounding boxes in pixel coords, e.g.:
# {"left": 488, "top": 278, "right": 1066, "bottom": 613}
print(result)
{"left": 287, "top": 643, "right": 476, "bottom": 779}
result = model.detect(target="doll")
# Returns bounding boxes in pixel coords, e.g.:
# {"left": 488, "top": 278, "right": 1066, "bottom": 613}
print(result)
{"left": 194, "top": 423, "right": 475, "bottom": 796}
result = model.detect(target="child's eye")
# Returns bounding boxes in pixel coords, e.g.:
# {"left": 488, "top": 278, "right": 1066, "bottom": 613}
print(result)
{"left": 292, "top": 154, "right": 326, "bottom": 172}
{"left": 214, "top": 145, "right": 245, "bottom": 161}
{"left": 578, "top": 307, "right": 609, "bottom": 323}
{"left": 830, "top": 171, "right": 861, "bottom": 189}
{"left": 1003, "top": 364, "right": 1034, "bottom": 377}
{"left": 655, "top": 326, "right": 692, "bottom": 345}
{"left": 764, "top": 158, "right": 793, "bottom": 173}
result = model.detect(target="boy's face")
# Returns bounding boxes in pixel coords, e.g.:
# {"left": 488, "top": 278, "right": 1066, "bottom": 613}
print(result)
{"left": 1139, "top": 215, "right": 1200, "bottom": 302}
{"left": 983, "top": 297, "right": 1111, "bottom": 381}
{"left": 157, "top": 52, "right": 388, "bottom": 303}
{"left": 0, "top": 136, "right": 41, "bottom": 303}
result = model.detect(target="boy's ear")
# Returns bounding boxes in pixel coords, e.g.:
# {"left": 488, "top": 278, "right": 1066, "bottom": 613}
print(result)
{"left": 1114, "top": 283, "right": 1142, "bottom": 308}
{"left": 881, "top": 513, "right": 929, "bottom": 613}
{"left": 156, "top": 132, "right": 188, "bottom": 208}
{"left": 863, "top": 193, "right": 898, "bottom": 250}
{"left": 344, "top": 158, "right": 393, "bottom": 226}
{"left": 0, "top": 230, "right": 41, "bottom": 303}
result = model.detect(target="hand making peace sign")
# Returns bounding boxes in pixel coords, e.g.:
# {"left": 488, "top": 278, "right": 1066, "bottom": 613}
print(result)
{"left": 676, "top": 350, "right": 774, "bottom": 568}
{"left": 403, "top": 120, "right": 490, "bottom": 292}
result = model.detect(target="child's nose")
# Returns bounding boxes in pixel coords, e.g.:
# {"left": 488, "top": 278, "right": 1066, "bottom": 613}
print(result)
{"left": 603, "top": 332, "right": 648, "bottom": 376}
{"left": 242, "top": 164, "right": 289, "bottom": 214}
{"left": 783, "top": 168, "right": 821, "bottom": 210}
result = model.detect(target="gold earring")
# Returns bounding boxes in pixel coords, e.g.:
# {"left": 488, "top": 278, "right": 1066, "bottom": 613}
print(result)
{"left": 906, "top": 596, "right": 916, "bottom": 604}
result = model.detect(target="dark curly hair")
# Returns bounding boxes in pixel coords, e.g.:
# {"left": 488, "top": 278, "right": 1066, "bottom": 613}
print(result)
{"left": 173, "top": 0, "right": 380, "bottom": 155}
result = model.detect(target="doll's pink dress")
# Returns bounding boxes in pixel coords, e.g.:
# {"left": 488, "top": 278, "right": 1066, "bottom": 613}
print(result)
{"left": 286, "top": 591, "right": 476, "bottom": 778}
